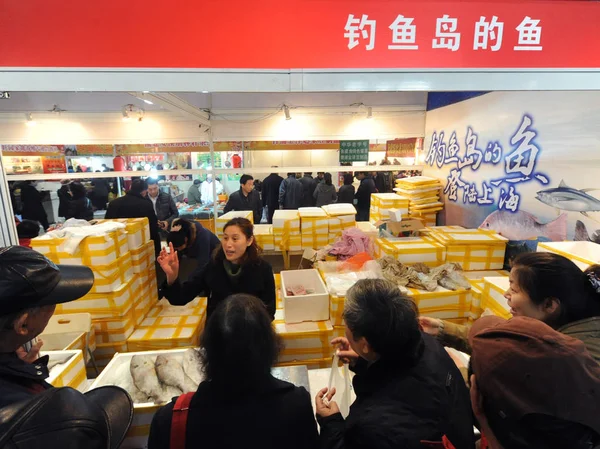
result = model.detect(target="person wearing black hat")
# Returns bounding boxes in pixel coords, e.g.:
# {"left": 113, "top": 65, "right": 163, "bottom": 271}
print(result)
{"left": 165, "top": 218, "right": 220, "bottom": 287}
{"left": 0, "top": 386, "right": 133, "bottom": 449}
{"left": 0, "top": 246, "right": 94, "bottom": 409}
{"left": 105, "top": 179, "right": 161, "bottom": 256}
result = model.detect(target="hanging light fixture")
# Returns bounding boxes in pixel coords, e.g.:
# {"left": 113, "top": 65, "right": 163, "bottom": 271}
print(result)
{"left": 366, "top": 106, "right": 373, "bottom": 119}
{"left": 283, "top": 104, "right": 292, "bottom": 121}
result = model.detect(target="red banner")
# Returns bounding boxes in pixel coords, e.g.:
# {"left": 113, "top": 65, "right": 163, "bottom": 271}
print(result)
{"left": 0, "top": 1, "right": 598, "bottom": 69}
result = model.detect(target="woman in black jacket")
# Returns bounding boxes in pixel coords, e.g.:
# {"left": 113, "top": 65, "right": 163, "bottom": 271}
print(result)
{"left": 316, "top": 279, "right": 475, "bottom": 449}
{"left": 147, "top": 294, "right": 319, "bottom": 449}
{"left": 337, "top": 173, "right": 356, "bottom": 204}
{"left": 158, "top": 217, "right": 276, "bottom": 320}
{"left": 65, "top": 182, "right": 93, "bottom": 221}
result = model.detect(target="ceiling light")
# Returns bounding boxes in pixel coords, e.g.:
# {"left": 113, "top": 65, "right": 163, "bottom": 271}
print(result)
{"left": 201, "top": 90, "right": 209, "bottom": 94}
{"left": 283, "top": 104, "right": 291, "bottom": 121}
{"left": 366, "top": 106, "right": 373, "bottom": 119}
{"left": 25, "top": 113, "right": 36, "bottom": 127}
{"left": 142, "top": 91, "right": 150, "bottom": 93}
{"left": 143, "top": 99, "right": 153, "bottom": 105}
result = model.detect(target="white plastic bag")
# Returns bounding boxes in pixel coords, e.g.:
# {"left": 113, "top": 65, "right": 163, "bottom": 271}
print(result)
{"left": 327, "top": 353, "right": 351, "bottom": 418}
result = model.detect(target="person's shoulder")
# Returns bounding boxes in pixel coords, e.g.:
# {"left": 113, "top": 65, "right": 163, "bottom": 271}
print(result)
{"left": 255, "top": 257, "right": 273, "bottom": 270}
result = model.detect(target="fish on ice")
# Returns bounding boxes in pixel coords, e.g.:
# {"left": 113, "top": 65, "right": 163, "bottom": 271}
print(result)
{"left": 536, "top": 180, "right": 600, "bottom": 216}
{"left": 479, "top": 210, "right": 567, "bottom": 241}
{"left": 130, "top": 355, "right": 164, "bottom": 402}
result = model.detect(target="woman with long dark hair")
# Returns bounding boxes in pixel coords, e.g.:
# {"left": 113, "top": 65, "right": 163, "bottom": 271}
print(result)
{"left": 147, "top": 294, "right": 319, "bottom": 449}
{"left": 65, "top": 182, "right": 93, "bottom": 221}
{"left": 158, "top": 217, "right": 276, "bottom": 320}
{"left": 313, "top": 172, "right": 337, "bottom": 207}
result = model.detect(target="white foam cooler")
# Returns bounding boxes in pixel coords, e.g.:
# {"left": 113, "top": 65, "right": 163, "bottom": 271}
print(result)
{"left": 281, "top": 269, "right": 330, "bottom": 323}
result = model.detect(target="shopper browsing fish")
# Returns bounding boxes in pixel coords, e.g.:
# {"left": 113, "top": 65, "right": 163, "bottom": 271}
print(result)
{"left": 157, "top": 217, "right": 276, "bottom": 320}
{"left": 420, "top": 252, "right": 600, "bottom": 363}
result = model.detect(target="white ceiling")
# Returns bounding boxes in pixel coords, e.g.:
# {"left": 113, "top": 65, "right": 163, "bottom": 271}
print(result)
{"left": 0, "top": 91, "right": 427, "bottom": 114}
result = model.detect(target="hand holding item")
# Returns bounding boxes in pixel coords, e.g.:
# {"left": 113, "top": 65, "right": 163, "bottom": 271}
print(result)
{"left": 157, "top": 242, "right": 180, "bottom": 285}
{"left": 418, "top": 316, "right": 443, "bottom": 337}
{"left": 17, "top": 338, "right": 44, "bottom": 364}
{"left": 315, "top": 387, "right": 340, "bottom": 418}
{"left": 158, "top": 221, "right": 168, "bottom": 230}
{"left": 330, "top": 337, "right": 359, "bottom": 365}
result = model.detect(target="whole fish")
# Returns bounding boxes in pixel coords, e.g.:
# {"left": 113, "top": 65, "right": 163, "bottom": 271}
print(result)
{"left": 155, "top": 355, "right": 198, "bottom": 393}
{"left": 130, "top": 355, "right": 164, "bottom": 402}
{"left": 157, "top": 385, "right": 183, "bottom": 404}
{"left": 574, "top": 220, "right": 600, "bottom": 244}
{"left": 182, "top": 348, "right": 204, "bottom": 386}
{"left": 480, "top": 210, "right": 567, "bottom": 241}
{"left": 536, "top": 180, "right": 600, "bottom": 216}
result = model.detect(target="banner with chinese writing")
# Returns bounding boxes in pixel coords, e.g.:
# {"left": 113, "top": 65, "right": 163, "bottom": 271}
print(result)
{"left": 422, "top": 91, "right": 600, "bottom": 251}
{"left": 1, "top": 1, "right": 599, "bottom": 69}
{"left": 69, "top": 145, "right": 114, "bottom": 156}
{"left": 245, "top": 141, "right": 340, "bottom": 151}
{"left": 1, "top": 145, "right": 64, "bottom": 156}
{"left": 339, "top": 140, "right": 369, "bottom": 163}
{"left": 386, "top": 138, "right": 420, "bottom": 158}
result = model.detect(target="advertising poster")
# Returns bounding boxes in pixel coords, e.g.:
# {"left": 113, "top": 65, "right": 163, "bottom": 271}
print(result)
{"left": 423, "top": 91, "right": 600, "bottom": 261}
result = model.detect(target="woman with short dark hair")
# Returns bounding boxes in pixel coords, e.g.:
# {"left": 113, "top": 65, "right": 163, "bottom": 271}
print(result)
{"left": 148, "top": 294, "right": 319, "bottom": 449}
{"left": 337, "top": 173, "right": 356, "bottom": 205}
{"left": 313, "top": 172, "right": 337, "bottom": 207}
{"left": 158, "top": 217, "right": 276, "bottom": 320}
{"left": 316, "top": 279, "right": 475, "bottom": 449}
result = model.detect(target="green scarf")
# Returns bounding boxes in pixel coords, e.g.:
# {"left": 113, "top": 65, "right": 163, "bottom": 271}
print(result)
{"left": 223, "top": 260, "right": 243, "bottom": 284}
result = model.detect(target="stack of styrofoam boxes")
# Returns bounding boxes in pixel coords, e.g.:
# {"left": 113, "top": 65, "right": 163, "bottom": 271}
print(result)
{"left": 276, "top": 269, "right": 334, "bottom": 369}
{"left": 273, "top": 210, "right": 302, "bottom": 251}
{"left": 429, "top": 229, "right": 508, "bottom": 271}
{"left": 126, "top": 297, "right": 207, "bottom": 352}
{"left": 463, "top": 270, "right": 509, "bottom": 322}
{"left": 299, "top": 207, "right": 329, "bottom": 250}
{"left": 537, "top": 241, "right": 600, "bottom": 270}
{"left": 96, "top": 218, "right": 156, "bottom": 327}
{"left": 44, "top": 350, "right": 88, "bottom": 392}
{"left": 354, "top": 221, "right": 378, "bottom": 239}
{"left": 404, "top": 286, "right": 472, "bottom": 326}
{"left": 373, "top": 237, "right": 447, "bottom": 268}
{"left": 254, "top": 224, "right": 275, "bottom": 251}
{"left": 215, "top": 210, "right": 254, "bottom": 237}
{"left": 394, "top": 176, "right": 443, "bottom": 227}
{"left": 322, "top": 203, "right": 357, "bottom": 244}
{"left": 369, "top": 193, "right": 409, "bottom": 224}
{"left": 30, "top": 223, "right": 142, "bottom": 372}
{"left": 481, "top": 276, "right": 512, "bottom": 319}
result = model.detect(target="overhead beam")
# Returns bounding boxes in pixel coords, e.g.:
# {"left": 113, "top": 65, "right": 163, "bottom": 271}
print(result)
{"left": 129, "top": 92, "right": 211, "bottom": 127}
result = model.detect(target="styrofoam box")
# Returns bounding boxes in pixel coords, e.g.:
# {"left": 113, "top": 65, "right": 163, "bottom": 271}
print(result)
{"left": 482, "top": 276, "right": 511, "bottom": 319}
{"left": 321, "top": 203, "right": 357, "bottom": 216}
{"left": 273, "top": 210, "right": 301, "bottom": 236}
{"left": 355, "top": 221, "right": 378, "bottom": 238}
{"left": 216, "top": 210, "right": 253, "bottom": 234}
{"left": 39, "top": 331, "right": 86, "bottom": 351}
{"left": 90, "top": 349, "right": 196, "bottom": 449}
{"left": 281, "top": 269, "right": 330, "bottom": 323}
{"left": 537, "top": 241, "right": 600, "bottom": 270}
{"left": 43, "top": 350, "right": 87, "bottom": 392}
{"left": 254, "top": 224, "right": 275, "bottom": 251}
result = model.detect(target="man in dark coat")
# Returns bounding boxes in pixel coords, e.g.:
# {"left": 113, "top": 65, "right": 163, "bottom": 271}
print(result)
{"left": 299, "top": 172, "right": 318, "bottom": 207}
{"left": 147, "top": 178, "right": 179, "bottom": 232}
{"left": 261, "top": 171, "right": 284, "bottom": 224}
{"left": 354, "top": 172, "right": 377, "bottom": 222}
{"left": 105, "top": 179, "right": 161, "bottom": 255}
{"left": 56, "top": 180, "right": 71, "bottom": 219}
{"left": 279, "top": 173, "right": 303, "bottom": 210}
{"left": 17, "top": 181, "right": 49, "bottom": 230}
{"left": 316, "top": 279, "right": 475, "bottom": 449}
{"left": 0, "top": 246, "right": 93, "bottom": 409}
{"left": 223, "top": 174, "right": 262, "bottom": 224}
{"left": 90, "top": 175, "right": 110, "bottom": 210}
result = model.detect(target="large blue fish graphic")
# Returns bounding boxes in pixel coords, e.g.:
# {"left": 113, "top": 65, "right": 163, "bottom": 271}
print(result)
{"left": 536, "top": 180, "right": 600, "bottom": 217}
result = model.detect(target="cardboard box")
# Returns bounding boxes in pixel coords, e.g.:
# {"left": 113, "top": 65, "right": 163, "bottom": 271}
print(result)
{"left": 281, "top": 269, "right": 330, "bottom": 323}
{"left": 375, "top": 218, "right": 424, "bottom": 237}
{"left": 274, "top": 309, "right": 334, "bottom": 362}
{"left": 537, "top": 241, "right": 600, "bottom": 270}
